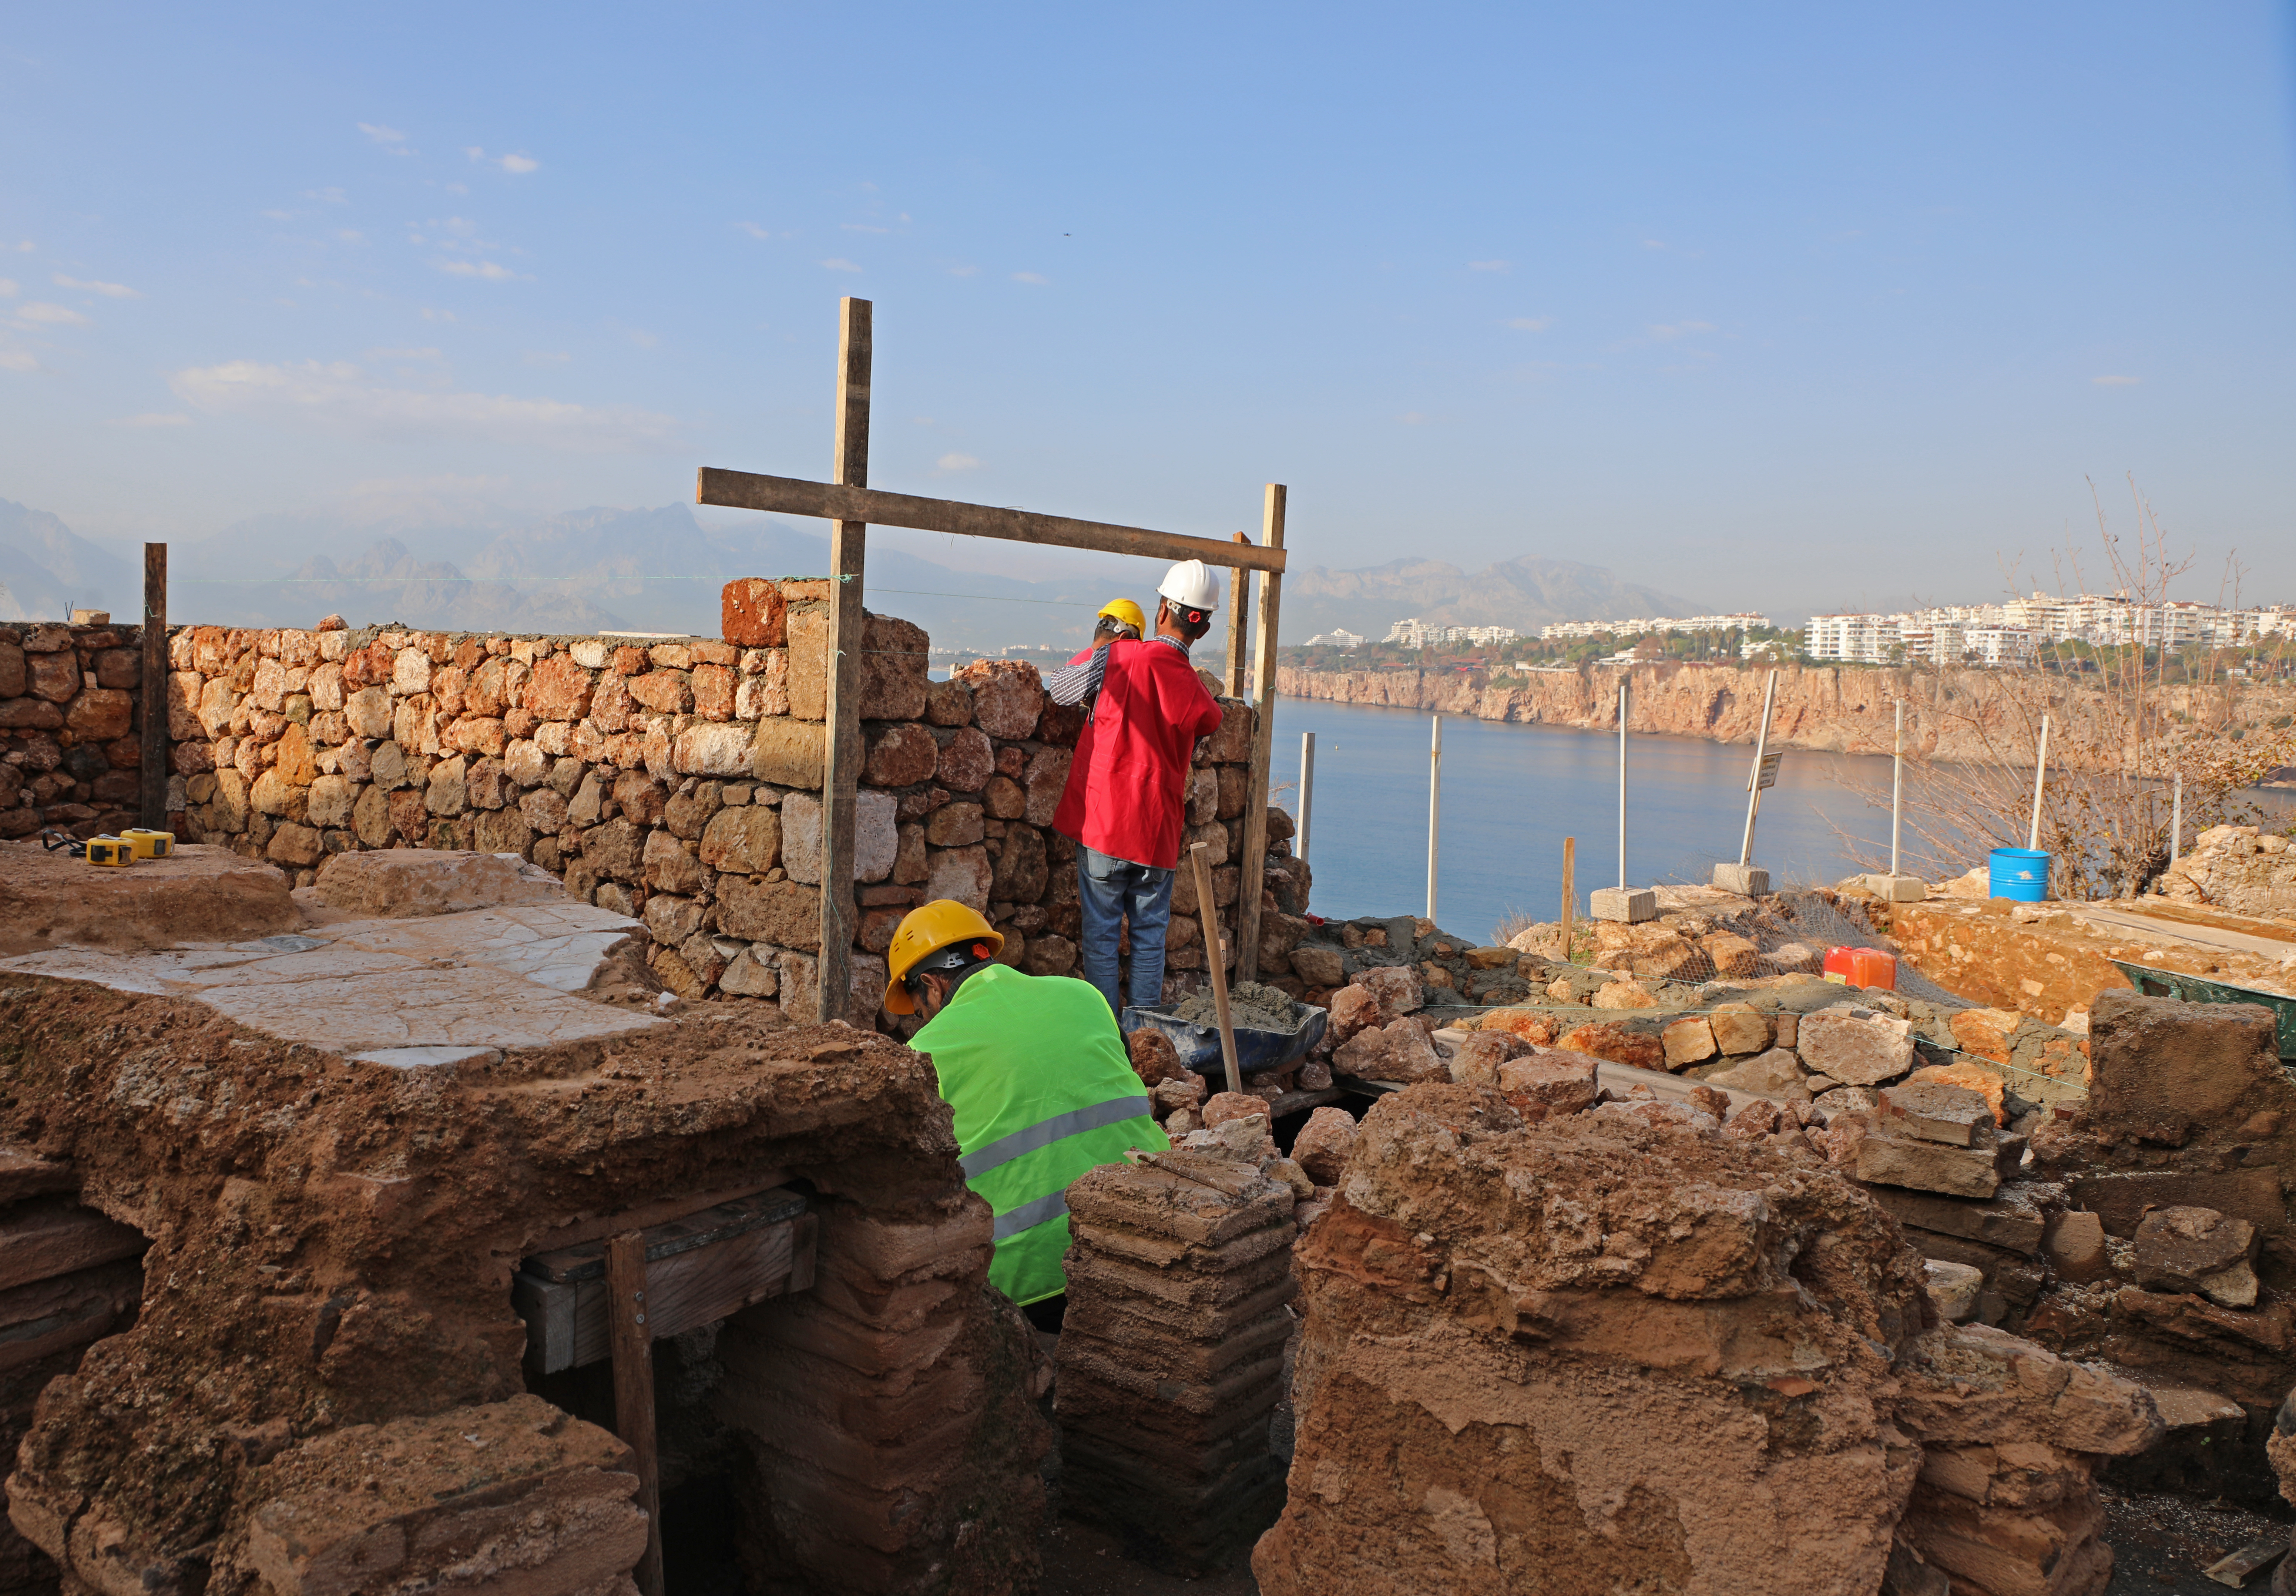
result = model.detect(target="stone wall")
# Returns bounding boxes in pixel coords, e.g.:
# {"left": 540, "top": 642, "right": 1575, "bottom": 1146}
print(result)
{"left": 2156, "top": 824, "right": 2296, "bottom": 920}
{"left": 0, "top": 622, "right": 148, "bottom": 840}
{"left": 162, "top": 586, "right": 1309, "bottom": 1027}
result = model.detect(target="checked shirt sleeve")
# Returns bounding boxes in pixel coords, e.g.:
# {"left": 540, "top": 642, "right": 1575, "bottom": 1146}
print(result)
{"left": 1042, "top": 644, "right": 1109, "bottom": 714}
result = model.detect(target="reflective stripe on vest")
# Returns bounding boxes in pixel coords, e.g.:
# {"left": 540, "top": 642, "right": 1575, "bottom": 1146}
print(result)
{"left": 960, "top": 1094, "right": 1155, "bottom": 1179}
{"left": 993, "top": 1187, "right": 1074, "bottom": 1242}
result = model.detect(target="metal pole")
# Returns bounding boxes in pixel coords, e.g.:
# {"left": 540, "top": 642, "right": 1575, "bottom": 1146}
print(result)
{"left": 1298, "top": 732, "right": 1315, "bottom": 864}
{"left": 1560, "top": 837, "right": 1576, "bottom": 962}
{"left": 1738, "top": 668, "right": 1778, "bottom": 867}
{"left": 2027, "top": 713, "right": 2051, "bottom": 853}
{"left": 2171, "top": 770, "right": 2183, "bottom": 867}
{"left": 1427, "top": 716, "right": 1441, "bottom": 921}
{"left": 1617, "top": 681, "right": 1629, "bottom": 890}
{"left": 1890, "top": 699, "right": 1905, "bottom": 878}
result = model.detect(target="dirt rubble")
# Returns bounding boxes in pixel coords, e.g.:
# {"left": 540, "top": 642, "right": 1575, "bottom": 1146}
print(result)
{"left": 0, "top": 968, "right": 1050, "bottom": 1596}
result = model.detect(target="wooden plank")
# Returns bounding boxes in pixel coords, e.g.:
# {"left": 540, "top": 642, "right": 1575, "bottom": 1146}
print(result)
{"left": 1188, "top": 842, "right": 1243, "bottom": 1096}
{"left": 139, "top": 542, "right": 167, "bottom": 829}
{"left": 818, "top": 296, "right": 871, "bottom": 1024}
{"left": 644, "top": 1222, "right": 794, "bottom": 1341}
{"left": 517, "top": 1175, "right": 792, "bottom": 1257}
{"left": 695, "top": 467, "right": 1290, "bottom": 575}
{"left": 1222, "top": 531, "right": 1252, "bottom": 698}
{"left": 605, "top": 1231, "right": 664, "bottom": 1596}
{"left": 1234, "top": 484, "right": 1285, "bottom": 982}
{"left": 523, "top": 1189, "right": 809, "bottom": 1283}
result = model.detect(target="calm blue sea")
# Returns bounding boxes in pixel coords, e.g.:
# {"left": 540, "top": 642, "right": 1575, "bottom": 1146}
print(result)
{"left": 1267, "top": 697, "right": 1903, "bottom": 944}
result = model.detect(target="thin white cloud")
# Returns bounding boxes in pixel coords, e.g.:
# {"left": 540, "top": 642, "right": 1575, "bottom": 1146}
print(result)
{"left": 1468, "top": 260, "right": 1509, "bottom": 273}
{"left": 14, "top": 243, "right": 31, "bottom": 253}
{"left": 842, "top": 222, "right": 891, "bottom": 234}
{"left": 0, "top": 279, "right": 15, "bottom": 297}
{"left": 735, "top": 222, "right": 779, "bottom": 239}
{"left": 303, "top": 187, "right": 348, "bottom": 204}
{"left": 0, "top": 351, "right": 37, "bottom": 373}
{"left": 947, "top": 264, "right": 980, "bottom": 277}
{"left": 17, "top": 302, "right": 88, "bottom": 325}
{"left": 434, "top": 259, "right": 527, "bottom": 281}
{"left": 523, "top": 350, "right": 571, "bottom": 365}
{"left": 366, "top": 346, "right": 444, "bottom": 360}
{"left": 359, "top": 122, "right": 409, "bottom": 149}
{"left": 1647, "top": 320, "right": 1716, "bottom": 342}
{"left": 936, "top": 452, "right": 981, "bottom": 471}
{"left": 420, "top": 307, "right": 457, "bottom": 322}
{"left": 819, "top": 258, "right": 863, "bottom": 273}
{"left": 2092, "top": 374, "right": 2141, "bottom": 387}
{"left": 464, "top": 147, "right": 540, "bottom": 174}
{"left": 335, "top": 230, "right": 366, "bottom": 245}
{"left": 169, "top": 358, "right": 680, "bottom": 452}
{"left": 54, "top": 274, "right": 140, "bottom": 298}
{"left": 110, "top": 412, "right": 193, "bottom": 427}
{"left": 1011, "top": 271, "right": 1049, "bottom": 286}
{"left": 1505, "top": 317, "right": 1550, "bottom": 332}
{"left": 626, "top": 329, "right": 659, "bottom": 349}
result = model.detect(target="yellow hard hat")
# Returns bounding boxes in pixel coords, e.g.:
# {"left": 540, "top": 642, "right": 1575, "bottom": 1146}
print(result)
{"left": 883, "top": 899, "right": 1006, "bottom": 1015}
{"left": 1097, "top": 598, "right": 1147, "bottom": 635}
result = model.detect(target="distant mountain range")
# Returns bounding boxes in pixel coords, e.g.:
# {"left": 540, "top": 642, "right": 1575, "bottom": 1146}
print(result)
{"left": 0, "top": 497, "right": 1697, "bottom": 652}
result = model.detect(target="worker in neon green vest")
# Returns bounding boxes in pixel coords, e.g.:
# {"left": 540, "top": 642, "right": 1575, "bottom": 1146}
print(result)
{"left": 885, "top": 898, "right": 1167, "bottom": 1324}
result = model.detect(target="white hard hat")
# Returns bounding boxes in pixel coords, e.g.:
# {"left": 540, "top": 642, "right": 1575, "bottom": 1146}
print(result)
{"left": 1157, "top": 559, "right": 1222, "bottom": 615}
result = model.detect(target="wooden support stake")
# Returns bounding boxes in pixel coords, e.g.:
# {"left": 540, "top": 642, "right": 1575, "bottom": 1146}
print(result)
{"left": 1234, "top": 484, "right": 1285, "bottom": 983}
{"left": 1189, "top": 841, "right": 1243, "bottom": 1096}
{"left": 1560, "top": 836, "right": 1575, "bottom": 963}
{"left": 818, "top": 297, "right": 871, "bottom": 1024}
{"left": 605, "top": 1231, "right": 664, "bottom": 1596}
{"left": 138, "top": 543, "right": 167, "bottom": 830}
{"left": 1223, "top": 530, "right": 1252, "bottom": 698}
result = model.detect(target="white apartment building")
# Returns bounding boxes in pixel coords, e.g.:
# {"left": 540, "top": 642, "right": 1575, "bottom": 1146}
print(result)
{"left": 1302, "top": 629, "right": 1364, "bottom": 649}
{"left": 1804, "top": 614, "right": 1903, "bottom": 663}
{"left": 1540, "top": 612, "right": 1770, "bottom": 641}
{"left": 1385, "top": 618, "right": 1518, "bottom": 648}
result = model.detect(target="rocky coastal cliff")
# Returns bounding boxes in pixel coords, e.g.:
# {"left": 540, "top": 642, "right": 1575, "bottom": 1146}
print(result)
{"left": 1276, "top": 661, "right": 2296, "bottom": 765}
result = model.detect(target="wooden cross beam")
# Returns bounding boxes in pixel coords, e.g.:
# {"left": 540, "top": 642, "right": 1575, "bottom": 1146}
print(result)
{"left": 697, "top": 297, "right": 1289, "bottom": 1019}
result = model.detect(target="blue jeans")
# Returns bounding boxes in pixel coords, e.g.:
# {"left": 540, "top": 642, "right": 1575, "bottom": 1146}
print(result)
{"left": 1077, "top": 846, "right": 1175, "bottom": 1015}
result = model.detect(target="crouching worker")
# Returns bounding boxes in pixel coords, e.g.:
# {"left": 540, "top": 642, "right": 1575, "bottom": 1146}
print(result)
{"left": 885, "top": 899, "right": 1168, "bottom": 1326}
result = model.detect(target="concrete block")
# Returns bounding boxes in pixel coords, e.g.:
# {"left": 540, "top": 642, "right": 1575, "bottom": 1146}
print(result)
{"left": 1711, "top": 863, "right": 1769, "bottom": 897}
{"left": 1863, "top": 873, "right": 1925, "bottom": 901}
{"left": 1589, "top": 887, "right": 1656, "bottom": 923}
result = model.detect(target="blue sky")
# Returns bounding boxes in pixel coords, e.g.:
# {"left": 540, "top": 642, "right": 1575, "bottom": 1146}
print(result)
{"left": 3, "top": 2, "right": 2293, "bottom": 617}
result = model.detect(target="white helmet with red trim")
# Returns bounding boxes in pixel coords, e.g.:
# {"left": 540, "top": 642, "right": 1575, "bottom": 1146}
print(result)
{"left": 1157, "top": 559, "right": 1221, "bottom": 616}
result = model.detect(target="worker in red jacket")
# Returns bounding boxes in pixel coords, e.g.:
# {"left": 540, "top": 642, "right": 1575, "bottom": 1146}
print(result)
{"left": 1045, "top": 561, "right": 1227, "bottom": 1015}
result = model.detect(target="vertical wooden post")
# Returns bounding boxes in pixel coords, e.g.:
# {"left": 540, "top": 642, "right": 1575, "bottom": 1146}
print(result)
{"left": 1560, "top": 837, "right": 1576, "bottom": 962}
{"left": 606, "top": 1232, "right": 665, "bottom": 1596}
{"left": 818, "top": 297, "right": 871, "bottom": 1024}
{"left": 1296, "top": 732, "right": 1314, "bottom": 863}
{"left": 138, "top": 543, "right": 167, "bottom": 830}
{"left": 1616, "top": 680, "right": 1630, "bottom": 890}
{"left": 1223, "top": 531, "right": 1253, "bottom": 698}
{"left": 1426, "top": 716, "right": 1441, "bottom": 921}
{"left": 1235, "top": 485, "right": 1285, "bottom": 982}
{"left": 1189, "top": 841, "right": 1242, "bottom": 1096}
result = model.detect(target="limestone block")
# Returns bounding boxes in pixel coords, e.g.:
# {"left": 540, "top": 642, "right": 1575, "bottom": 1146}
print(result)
{"left": 2086, "top": 989, "right": 2283, "bottom": 1148}
{"left": 642, "top": 830, "right": 707, "bottom": 896}
{"left": 64, "top": 688, "right": 132, "bottom": 740}
{"left": 991, "top": 823, "right": 1048, "bottom": 902}
{"left": 1333, "top": 1019, "right": 1446, "bottom": 1085}
{"left": 1494, "top": 1055, "right": 1601, "bottom": 1115}
{"left": 311, "top": 850, "right": 565, "bottom": 917}
{"left": 716, "top": 877, "right": 821, "bottom": 949}
{"left": 953, "top": 659, "right": 1043, "bottom": 739}
{"left": 351, "top": 784, "right": 393, "bottom": 848}
{"left": 1923, "top": 1259, "right": 1985, "bottom": 1324}
{"left": 1711, "top": 863, "right": 1769, "bottom": 897}
{"left": 1589, "top": 886, "right": 1656, "bottom": 923}
{"left": 426, "top": 755, "right": 469, "bottom": 817}
{"left": 306, "top": 775, "right": 356, "bottom": 830}
{"left": 864, "top": 723, "right": 939, "bottom": 788}
{"left": 927, "top": 802, "right": 985, "bottom": 847}
{"left": 245, "top": 1394, "right": 643, "bottom": 1596}
{"left": 1550, "top": 1021, "right": 1665, "bottom": 1072}
{"left": 1854, "top": 1134, "right": 2000, "bottom": 1200}
{"left": 2131, "top": 1206, "right": 2256, "bottom": 1298}
{"left": 675, "top": 722, "right": 752, "bottom": 778}
{"left": 392, "top": 648, "right": 431, "bottom": 695}
{"left": 1350, "top": 964, "right": 1422, "bottom": 1016}
{"left": 250, "top": 768, "right": 298, "bottom": 817}
{"left": 718, "top": 947, "right": 779, "bottom": 997}
{"left": 0, "top": 643, "right": 21, "bottom": 697}
{"left": 1023, "top": 749, "right": 1070, "bottom": 827}
{"left": 266, "top": 822, "right": 325, "bottom": 867}
{"left": 1708, "top": 1002, "right": 1773, "bottom": 1056}
{"left": 27, "top": 652, "right": 77, "bottom": 702}
{"left": 1592, "top": 978, "right": 1660, "bottom": 1011}
{"left": 1875, "top": 1081, "right": 1991, "bottom": 1147}
{"left": 1291, "top": 944, "right": 1343, "bottom": 988}
{"left": 2044, "top": 1212, "right": 2108, "bottom": 1284}
{"left": 1798, "top": 1008, "right": 1916, "bottom": 1086}
{"left": 928, "top": 844, "right": 994, "bottom": 913}
{"left": 859, "top": 614, "right": 930, "bottom": 721}
{"left": 722, "top": 577, "right": 789, "bottom": 647}
{"left": 700, "top": 805, "right": 779, "bottom": 876}
{"left": 751, "top": 718, "right": 826, "bottom": 788}
{"left": 1661, "top": 1017, "right": 1717, "bottom": 1068}
{"left": 780, "top": 792, "right": 897, "bottom": 884}
{"left": 1444, "top": 1031, "right": 1523, "bottom": 1088}
{"left": 925, "top": 677, "right": 973, "bottom": 726}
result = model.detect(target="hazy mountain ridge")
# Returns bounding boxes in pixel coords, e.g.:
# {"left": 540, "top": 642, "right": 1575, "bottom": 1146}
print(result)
{"left": 0, "top": 498, "right": 1698, "bottom": 649}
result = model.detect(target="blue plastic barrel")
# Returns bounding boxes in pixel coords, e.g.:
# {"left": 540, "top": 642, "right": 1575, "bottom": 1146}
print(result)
{"left": 1988, "top": 847, "right": 2050, "bottom": 901}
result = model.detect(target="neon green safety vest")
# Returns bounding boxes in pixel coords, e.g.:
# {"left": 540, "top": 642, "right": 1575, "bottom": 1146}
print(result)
{"left": 911, "top": 963, "right": 1168, "bottom": 1305}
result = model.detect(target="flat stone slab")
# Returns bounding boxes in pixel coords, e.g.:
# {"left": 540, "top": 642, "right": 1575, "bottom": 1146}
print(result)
{"left": 309, "top": 849, "right": 567, "bottom": 918}
{"left": 0, "top": 901, "right": 664, "bottom": 1061}
{"left": 0, "top": 841, "right": 299, "bottom": 957}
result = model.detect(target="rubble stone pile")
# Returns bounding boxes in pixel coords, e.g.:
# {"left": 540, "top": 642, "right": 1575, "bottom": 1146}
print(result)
{"left": 2155, "top": 824, "right": 2296, "bottom": 922}
{"left": 0, "top": 620, "right": 148, "bottom": 840}
{"left": 1054, "top": 1147, "right": 1298, "bottom": 1572}
{"left": 147, "top": 596, "right": 1311, "bottom": 1027}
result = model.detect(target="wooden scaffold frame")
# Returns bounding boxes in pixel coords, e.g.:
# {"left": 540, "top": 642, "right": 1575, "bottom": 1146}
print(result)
{"left": 697, "top": 298, "right": 1290, "bottom": 1022}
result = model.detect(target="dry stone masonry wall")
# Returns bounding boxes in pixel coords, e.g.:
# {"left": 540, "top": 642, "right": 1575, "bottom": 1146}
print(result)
{"left": 0, "top": 622, "right": 148, "bottom": 840}
{"left": 161, "top": 582, "right": 1308, "bottom": 1028}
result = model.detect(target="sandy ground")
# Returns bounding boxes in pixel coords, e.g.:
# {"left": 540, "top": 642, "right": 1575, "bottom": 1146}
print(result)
{"left": 2103, "top": 1485, "right": 2293, "bottom": 1593}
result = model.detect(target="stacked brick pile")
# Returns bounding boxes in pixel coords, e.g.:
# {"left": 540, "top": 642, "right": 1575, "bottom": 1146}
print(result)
{"left": 0, "top": 621, "right": 146, "bottom": 840}
{"left": 1054, "top": 1149, "right": 1296, "bottom": 1573}
{"left": 154, "top": 580, "right": 1309, "bottom": 1028}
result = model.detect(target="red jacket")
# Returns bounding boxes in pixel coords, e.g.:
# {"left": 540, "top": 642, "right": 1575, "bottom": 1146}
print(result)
{"left": 1053, "top": 639, "right": 1224, "bottom": 870}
